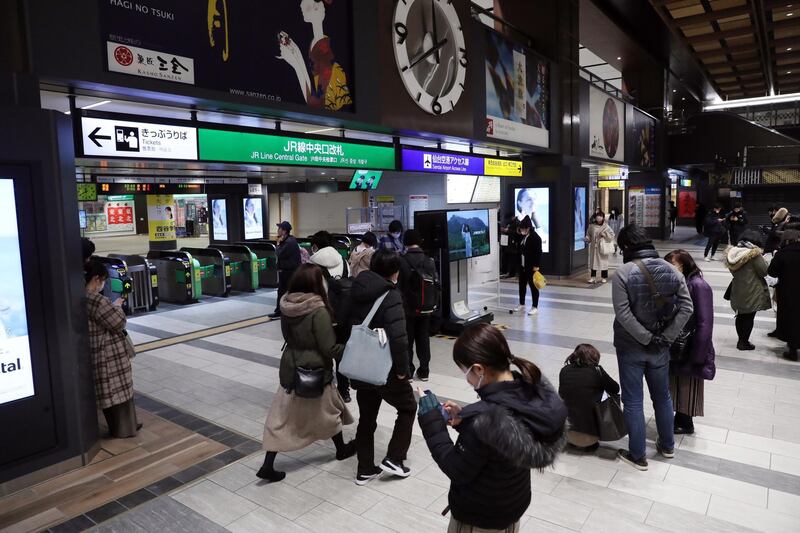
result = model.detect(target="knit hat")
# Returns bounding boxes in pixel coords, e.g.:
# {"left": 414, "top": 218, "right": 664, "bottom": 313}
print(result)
{"left": 772, "top": 207, "right": 789, "bottom": 224}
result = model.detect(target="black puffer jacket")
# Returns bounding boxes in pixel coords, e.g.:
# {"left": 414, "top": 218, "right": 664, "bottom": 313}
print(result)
{"left": 419, "top": 375, "right": 567, "bottom": 530}
{"left": 346, "top": 271, "right": 409, "bottom": 381}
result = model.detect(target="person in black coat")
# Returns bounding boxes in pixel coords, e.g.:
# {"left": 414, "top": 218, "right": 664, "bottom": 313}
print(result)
{"left": 558, "top": 344, "right": 620, "bottom": 451}
{"left": 269, "top": 221, "right": 301, "bottom": 318}
{"left": 418, "top": 323, "right": 566, "bottom": 531}
{"left": 517, "top": 215, "right": 543, "bottom": 316}
{"left": 703, "top": 205, "right": 726, "bottom": 261}
{"left": 345, "top": 249, "right": 416, "bottom": 485}
{"left": 694, "top": 204, "right": 707, "bottom": 236}
{"left": 768, "top": 229, "right": 800, "bottom": 361}
{"left": 726, "top": 203, "right": 749, "bottom": 247}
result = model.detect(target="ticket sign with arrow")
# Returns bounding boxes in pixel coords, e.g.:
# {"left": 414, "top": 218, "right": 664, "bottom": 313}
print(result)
{"left": 80, "top": 117, "right": 198, "bottom": 160}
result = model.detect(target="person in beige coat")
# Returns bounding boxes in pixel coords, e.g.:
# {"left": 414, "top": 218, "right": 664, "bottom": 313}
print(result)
{"left": 348, "top": 231, "right": 377, "bottom": 278}
{"left": 585, "top": 211, "right": 615, "bottom": 284}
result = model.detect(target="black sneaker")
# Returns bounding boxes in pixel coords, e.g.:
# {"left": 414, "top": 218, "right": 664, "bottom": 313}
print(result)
{"left": 617, "top": 449, "right": 648, "bottom": 471}
{"left": 355, "top": 466, "right": 382, "bottom": 486}
{"left": 656, "top": 440, "right": 675, "bottom": 459}
{"left": 737, "top": 341, "right": 756, "bottom": 351}
{"left": 380, "top": 457, "right": 411, "bottom": 478}
{"left": 767, "top": 330, "right": 780, "bottom": 338}
{"left": 415, "top": 369, "right": 429, "bottom": 382}
{"left": 674, "top": 426, "right": 695, "bottom": 435}
{"left": 267, "top": 312, "right": 281, "bottom": 319}
{"left": 783, "top": 350, "right": 799, "bottom": 362}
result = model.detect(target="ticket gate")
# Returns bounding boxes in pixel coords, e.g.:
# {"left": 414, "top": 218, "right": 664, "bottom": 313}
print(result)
{"left": 94, "top": 256, "right": 133, "bottom": 315}
{"left": 180, "top": 247, "right": 231, "bottom": 297}
{"left": 209, "top": 244, "right": 259, "bottom": 293}
{"left": 145, "top": 250, "right": 198, "bottom": 304}
{"left": 235, "top": 241, "right": 278, "bottom": 287}
{"left": 109, "top": 254, "right": 159, "bottom": 313}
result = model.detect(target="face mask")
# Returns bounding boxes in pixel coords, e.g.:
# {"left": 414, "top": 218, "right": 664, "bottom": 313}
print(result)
{"left": 391, "top": 232, "right": 401, "bottom": 239}
{"left": 465, "top": 365, "right": 484, "bottom": 391}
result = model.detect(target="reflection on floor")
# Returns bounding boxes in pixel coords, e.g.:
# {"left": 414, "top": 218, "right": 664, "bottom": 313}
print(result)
{"left": 6, "top": 229, "right": 800, "bottom": 532}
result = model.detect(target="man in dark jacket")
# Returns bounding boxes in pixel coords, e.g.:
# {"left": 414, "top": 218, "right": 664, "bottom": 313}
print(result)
{"left": 703, "top": 205, "right": 726, "bottom": 261}
{"left": 269, "top": 221, "right": 301, "bottom": 318}
{"left": 346, "top": 249, "right": 416, "bottom": 485}
{"left": 399, "top": 229, "right": 438, "bottom": 381}
{"left": 613, "top": 225, "right": 693, "bottom": 471}
{"left": 726, "top": 203, "right": 748, "bottom": 246}
{"left": 768, "top": 229, "right": 800, "bottom": 361}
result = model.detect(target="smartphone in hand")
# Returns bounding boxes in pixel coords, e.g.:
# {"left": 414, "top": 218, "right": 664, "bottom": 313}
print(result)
{"left": 423, "top": 389, "right": 452, "bottom": 421}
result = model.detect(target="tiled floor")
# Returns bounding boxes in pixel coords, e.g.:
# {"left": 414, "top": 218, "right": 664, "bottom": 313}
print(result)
{"left": 7, "top": 230, "right": 800, "bottom": 532}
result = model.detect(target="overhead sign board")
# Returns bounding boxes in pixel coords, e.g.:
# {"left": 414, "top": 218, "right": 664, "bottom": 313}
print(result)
{"left": 80, "top": 117, "right": 198, "bottom": 160}
{"left": 401, "top": 148, "right": 522, "bottom": 177}
{"left": 198, "top": 129, "right": 396, "bottom": 169}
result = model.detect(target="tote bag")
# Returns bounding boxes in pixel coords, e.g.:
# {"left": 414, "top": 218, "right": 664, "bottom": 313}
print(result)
{"left": 533, "top": 270, "right": 547, "bottom": 290}
{"left": 339, "top": 292, "right": 393, "bottom": 386}
{"left": 594, "top": 393, "right": 627, "bottom": 441}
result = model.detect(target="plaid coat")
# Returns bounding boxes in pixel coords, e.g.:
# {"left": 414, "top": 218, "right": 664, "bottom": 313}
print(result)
{"left": 86, "top": 291, "right": 134, "bottom": 409}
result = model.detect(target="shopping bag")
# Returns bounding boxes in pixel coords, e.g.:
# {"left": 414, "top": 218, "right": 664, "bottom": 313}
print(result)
{"left": 594, "top": 394, "right": 627, "bottom": 441}
{"left": 339, "top": 292, "right": 393, "bottom": 386}
{"left": 533, "top": 270, "right": 547, "bottom": 290}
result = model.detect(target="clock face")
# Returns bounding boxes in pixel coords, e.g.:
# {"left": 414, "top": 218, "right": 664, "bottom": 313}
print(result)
{"left": 392, "top": 0, "right": 467, "bottom": 115}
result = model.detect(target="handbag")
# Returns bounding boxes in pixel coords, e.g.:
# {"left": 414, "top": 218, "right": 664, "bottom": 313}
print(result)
{"left": 533, "top": 270, "right": 547, "bottom": 290}
{"left": 600, "top": 240, "right": 615, "bottom": 256}
{"left": 339, "top": 291, "right": 393, "bottom": 386}
{"left": 594, "top": 393, "right": 627, "bottom": 441}
{"left": 293, "top": 366, "right": 325, "bottom": 398}
{"left": 723, "top": 281, "right": 732, "bottom": 301}
{"left": 669, "top": 327, "right": 695, "bottom": 363}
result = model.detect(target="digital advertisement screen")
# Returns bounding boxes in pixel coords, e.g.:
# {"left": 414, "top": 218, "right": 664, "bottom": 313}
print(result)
{"left": 211, "top": 199, "right": 228, "bottom": 241}
{"left": 574, "top": 187, "right": 587, "bottom": 251}
{"left": 514, "top": 188, "right": 550, "bottom": 253}
{"left": 0, "top": 179, "right": 35, "bottom": 405}
{"left": 349, "top": 170, "right": 383, "bottom": 190}
{"left": 243, "top": 197, "right": 264, "bottom": 240}
{"left": 79, "top": 210, "right": 87, "bottom": 230}
{"left": 447, "top": 209, "right": 491, "bottom": 262}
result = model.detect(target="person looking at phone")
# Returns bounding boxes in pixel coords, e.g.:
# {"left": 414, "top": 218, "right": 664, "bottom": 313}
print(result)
{"left": 417, "top": 323, "right": 566, "bottom": 532}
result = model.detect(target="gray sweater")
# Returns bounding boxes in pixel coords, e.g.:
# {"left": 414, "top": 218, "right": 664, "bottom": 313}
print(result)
{"left": 612, "top": 249, "right": 693, "bottom": 350}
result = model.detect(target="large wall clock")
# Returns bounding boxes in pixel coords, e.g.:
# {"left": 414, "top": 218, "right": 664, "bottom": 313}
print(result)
{"left": 392, "top": 0, "right": 468, "bottom": 115}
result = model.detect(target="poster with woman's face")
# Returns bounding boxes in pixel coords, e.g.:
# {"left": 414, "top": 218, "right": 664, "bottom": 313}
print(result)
{"left": 574, "top": 187, "right": 586, "bottom": 251}
{"left": 243, "top": 197, "right": 264, "bottom": 240}
{"left": 514, "top": 187, "right": 550, "bottom": 253}
{"left": 211, "top": 199, "right": 228, "bottom": 241}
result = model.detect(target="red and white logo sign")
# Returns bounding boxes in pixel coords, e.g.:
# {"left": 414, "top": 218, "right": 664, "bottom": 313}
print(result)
{"left": 113, "top": 46, "right": 134, "bottom": 67}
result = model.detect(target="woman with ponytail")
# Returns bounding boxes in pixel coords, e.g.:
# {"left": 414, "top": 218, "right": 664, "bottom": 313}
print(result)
{"left": 417, "top": 323, "right": 567, "bottom": 532}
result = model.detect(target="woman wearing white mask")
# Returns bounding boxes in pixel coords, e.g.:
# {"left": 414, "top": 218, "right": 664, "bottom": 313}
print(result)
{"left": 417, "top": 323, "right": 567, "bottom": 532}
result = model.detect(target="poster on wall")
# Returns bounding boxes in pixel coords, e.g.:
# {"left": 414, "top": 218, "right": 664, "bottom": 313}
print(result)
{"left": 514, "top": 188, "right": 550, "bottom": 253}
{"left": 589, "top": 86, "right": 624, "bottom": 162}
{"left": 632, "top": 109, "right": 656, "bottom": 168}
{"left": 211, "top": 199, "right": 228, "bottom": 241}
{"left": 628, "top": 186, "right": 645, "bottom": 227}
{"left": 574, "top": 187, "right": 587, "bottom": 251}
{"left": 147, "top": 195, "right": 176, "bottom": 241}
{"left": 484, "top": 30, "right": 549, "bottom": 147}
{"left": 644, "top": 187, "right": 661, "bottom": 227}
{"left": 99, "top": 0, "right": 354, "bottom": 112}
{"left": 104, "top": 197, "right": 135, "bottom": 233}
{"left": 407, "top": 195, "right": 429, "bottom": 229}
{"left": 243, "top": 197, "right": 263, "bottom": 239}
{"left": 0, "top": 179, "right": 35, "bottom": 405}
{"left": 678, "top": 190, "right": 697, "bottom": 219}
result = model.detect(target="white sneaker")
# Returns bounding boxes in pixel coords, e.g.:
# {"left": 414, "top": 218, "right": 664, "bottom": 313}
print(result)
{"left": 704, "top": 256, "right": 710, "bottom": 262}
{"left": 600, "top": 279, "right": 608, "bottom": 284}
{"left": 710, "top": 255, "right": 716, "bottom": 261}
{"left": 527, "top": 307, "right": 538, "bottom": 316}
{"left": 588, "top": 278, "right": 596, "bottom": 284}
{"left": 513, "top": 304, "right": 524, "bottom": 313}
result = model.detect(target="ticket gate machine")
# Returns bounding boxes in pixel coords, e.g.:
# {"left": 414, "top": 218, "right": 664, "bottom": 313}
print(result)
{"left": 94, "top": 256, "right": 133, "bottom": 314}
{"left": 145, "top": 250, "right": 198, "bottom": 304}
{"left": 108, "top": 254, "right": 159, "bottom": 313}
{"left": 180, "top": 247, "right": 231, "bottom": 297}
{"left": 237, "top": 241, "right": 278, "bottom": 287}
{"left": 210, "top": 244, "right": 261, "bottom": 292}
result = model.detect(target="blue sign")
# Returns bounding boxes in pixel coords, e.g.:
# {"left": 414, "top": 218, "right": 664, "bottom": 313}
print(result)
{"left": 645, "top": 187, "right": 661, "bottom": 195}
{"left": 401, "top": 148, "right": 485, "bottom": 175}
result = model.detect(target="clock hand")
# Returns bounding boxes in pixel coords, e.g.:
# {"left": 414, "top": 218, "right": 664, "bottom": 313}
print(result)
{"left": 408, "top": 38, "right": 448, "bottom": 70}
{"left": 431, "top": 0, "right": 440, "bottom": 63}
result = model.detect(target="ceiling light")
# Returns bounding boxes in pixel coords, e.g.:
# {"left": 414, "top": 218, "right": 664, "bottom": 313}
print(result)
{"left": 682, "top": 97, "right": 686, "bottom": 100}
{"left": 704, "top": 91, "right": 800, "bottom": 110}
{"left": 321, "top": 172, "right": 326, "bottom": 175}
{"left": 616, "top": 56, "right": 621, "bottom": 60}
{"left": 789, "top": 71, "right": 794, "bottom": 74}
{"left": 305, "top": 127, "right": 336, "bottom": 135}
{"left": 788, "top": 47, "right": 793, "bottom": 51}
{"left": 788, "top": 12, "right": 794, "bottom": 16}
{"left": 80, "top": 99, "right": 111, "bottom": 110}
{"left": 672, "top": 89, "right": 676, "bottom": 93}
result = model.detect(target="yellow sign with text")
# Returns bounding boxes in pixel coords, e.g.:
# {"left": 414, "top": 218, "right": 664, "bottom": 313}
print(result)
{"left": 484, "top": 158, "right": 523, "bottom": 177}
{"left": 597, "top": 180, "right": 623, "bottom": 189}
{"left": 146, "top": 194, "right": 176, "bottom": 241}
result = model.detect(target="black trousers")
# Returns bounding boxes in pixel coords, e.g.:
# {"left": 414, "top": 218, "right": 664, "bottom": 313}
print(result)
{"left": 355, "top": 377, "right": 416, "bottom": 469}
{"left": 519, "top": 267, "right": 540, "bottom": 307}
{"left": 274, "top": 268, "right": 295, "bottom": 313}
{"left": 406, "top": 314, "right": 431, "bottom": 374}
{"left": 735, "top": 312, "right": 756, "bottom": 343}
{"left": 704, "top": 236, "right": 721, "bottom": 258}
{"left": 591, "top": 269, "right": 609, "bottom": 279}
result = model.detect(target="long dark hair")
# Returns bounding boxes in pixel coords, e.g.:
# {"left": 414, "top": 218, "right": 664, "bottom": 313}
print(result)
{"left": 564, "top": 344, "right": 601, "bottom": 367}
{"left": 664, "top": 249, "right": 702, "bottom": 279}
{"left": 453, "top": 323, "right": 541, "bottom": 385}
{"left": 287, "top": 264, "right": 333, "bottom": 314}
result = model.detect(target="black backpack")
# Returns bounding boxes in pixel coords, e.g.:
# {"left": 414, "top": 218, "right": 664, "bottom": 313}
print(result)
{"left": 406, "top": 256, "right": 440, "bottom": 315}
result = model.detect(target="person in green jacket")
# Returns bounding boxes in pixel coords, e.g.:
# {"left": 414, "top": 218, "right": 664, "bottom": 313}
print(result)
{"left": 723, "top": 230, "right": 772, "bottom": 351}
{"left": 257, "top": 264, "right": 355, "bottom": 482}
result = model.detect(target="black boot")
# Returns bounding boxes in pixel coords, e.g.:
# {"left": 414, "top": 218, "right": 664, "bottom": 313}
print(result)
{"left": 332, "top": 432, "right": 356, "bottom": 461}
{"left": 256, "top": 451, "right": 286, "bottom": 482}
{"left": 784, "top": 348, "right": 799, "bottom": 362}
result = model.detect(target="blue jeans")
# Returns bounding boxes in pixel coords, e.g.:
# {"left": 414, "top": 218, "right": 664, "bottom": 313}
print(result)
{"left": 617, "top": 347, "right": 675, "bottom": 460}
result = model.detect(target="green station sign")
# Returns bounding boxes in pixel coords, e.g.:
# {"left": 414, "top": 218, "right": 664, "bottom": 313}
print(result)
{"left": 198, "top": 129, "right": 396, "bottom": 170}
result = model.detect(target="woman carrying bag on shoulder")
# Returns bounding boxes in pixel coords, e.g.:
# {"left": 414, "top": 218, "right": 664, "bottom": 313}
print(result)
{"left": 258, "top": 264, "right": 356, "bottom": 482}
{"left": 585, "top": 211, "right": 615, "bottom": 284}
{"left": 665, "top": 250, "right": 716, "bottom": 434}
{"left": 418, "top": 323, "right": 567, "bottom": 532}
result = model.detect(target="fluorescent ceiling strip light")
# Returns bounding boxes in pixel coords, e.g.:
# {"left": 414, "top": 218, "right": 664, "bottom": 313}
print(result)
{"left": 81, "top": 99, "right": 112, "bottom": 110}
{"left": 305, "top": 127, "right": 336, "bottom": 134}
{"left": 704, "top": 92, "right": 800, "bottom": 110}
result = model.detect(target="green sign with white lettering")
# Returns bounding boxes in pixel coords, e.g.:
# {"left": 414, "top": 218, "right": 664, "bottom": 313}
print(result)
{"left": 198, "top": 129, "right": 396, "bottom": 169}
